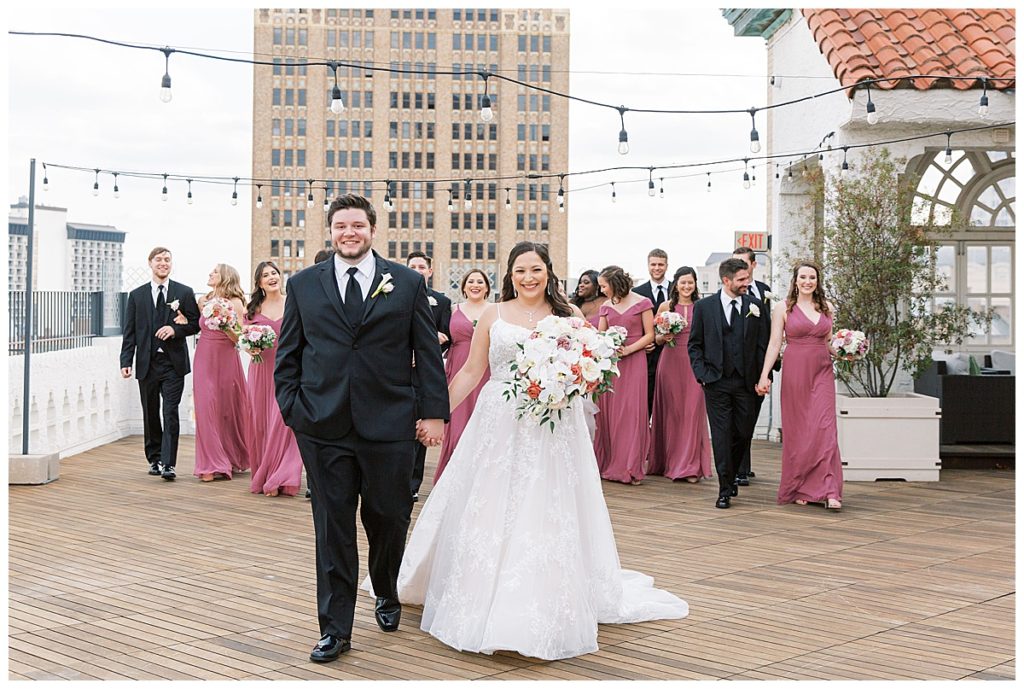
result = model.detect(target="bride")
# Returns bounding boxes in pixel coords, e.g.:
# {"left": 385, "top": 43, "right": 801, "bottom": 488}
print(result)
{"left": 389, "top": 242, "right": 688, "bottom": 660}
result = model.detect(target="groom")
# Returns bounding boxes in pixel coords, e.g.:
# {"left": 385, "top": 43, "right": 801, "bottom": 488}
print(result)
{"left": 275, "top": 194, "right": 449, "bottom": 662}
{"left": 688, "top": 258, "right": 768, "bottom": 509}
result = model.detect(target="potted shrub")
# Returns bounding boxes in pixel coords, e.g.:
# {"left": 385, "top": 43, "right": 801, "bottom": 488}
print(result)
{"left": 793, "top": 148, "right": 987, "bottom": 481}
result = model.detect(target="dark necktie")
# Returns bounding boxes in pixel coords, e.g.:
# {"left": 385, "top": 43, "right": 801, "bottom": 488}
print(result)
{"left": 655, "top": 284, "right": 665, "bottom": 306}
{"left": 343, "top": 266, "right": 363, "bottom": 324}
{"left": 154, "top": 285, "right": 166, "bottom": 352}
{"left": 729, "top": 299, "right": 740, "bottom": 330}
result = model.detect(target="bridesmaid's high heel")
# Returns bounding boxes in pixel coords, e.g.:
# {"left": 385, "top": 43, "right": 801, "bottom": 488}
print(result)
{"left": 265, "top": 489, "right": 279, "bottom": 497}
{"left": 200, "top": 473, "right": 215, "bottom": 482}
{"left": 684, "top": 477, "right": 699, "bottom": 484}
{"left": 825, "top": 498, "right": 842, "bottom": 511}
{"left": 795, "top": 499, "right": 808, "bottom": 505}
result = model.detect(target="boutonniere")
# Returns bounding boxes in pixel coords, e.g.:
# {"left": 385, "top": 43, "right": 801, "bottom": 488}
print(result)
{"left": 371, "top": 273, "right": 394, "bottom": 299}
{"left": 167, "top": 299, "right": 180, "bottom": 311}
{"left": 762, "top": 291, "right": 774, "bottom": 302}
{"left": 747, "top": 303, "right": 761, "bottom": 318}
{"left": 428, "top": 295, "right": 438, "bottom": 307}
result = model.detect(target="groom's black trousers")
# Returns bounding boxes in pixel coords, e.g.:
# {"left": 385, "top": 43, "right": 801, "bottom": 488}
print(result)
{"left": 703, "top": 373, "right": 759, "bottom": 498}
{"left": 295, "top": 429, "right": 417, "bottom": 640}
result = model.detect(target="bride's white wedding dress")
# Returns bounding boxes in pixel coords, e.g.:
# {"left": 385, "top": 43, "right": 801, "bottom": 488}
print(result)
{"left": 385, "top": 315, "right": 688, "bottom": 660}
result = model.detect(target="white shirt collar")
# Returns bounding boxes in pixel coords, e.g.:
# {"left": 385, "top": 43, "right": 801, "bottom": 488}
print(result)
{"left": 334, "top": 251, "right": 375, "bottom": 279}
{"left": 151, "top": 278, "right": 169, "bottom": 290}
{"left": 720, "top": 289, "right": 741, "bottom": 313}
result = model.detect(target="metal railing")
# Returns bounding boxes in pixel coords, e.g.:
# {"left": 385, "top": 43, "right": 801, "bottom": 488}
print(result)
{"left": 8, "top": 290, "right": 125, "bottom": 355}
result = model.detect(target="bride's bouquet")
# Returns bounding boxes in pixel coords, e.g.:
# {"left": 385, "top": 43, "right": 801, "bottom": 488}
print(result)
{"left": 831, "top": 328, "right": 869, "bottom": 361}
{"left": 201, "top": 297, "right": 241, "bottom": 332}
{"left": 504, "top": 316, "right": 627, "bottom": 431}
{"left": 238, "top": 324, "right": 277, "bottom": 363}
{"left": 653, "top": 311, "right": 687, "bottom": 347}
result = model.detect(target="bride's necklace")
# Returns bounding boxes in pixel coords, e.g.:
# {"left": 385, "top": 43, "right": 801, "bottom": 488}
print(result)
{"left": 519, "top": 300, "right": 544, "bottom": 325}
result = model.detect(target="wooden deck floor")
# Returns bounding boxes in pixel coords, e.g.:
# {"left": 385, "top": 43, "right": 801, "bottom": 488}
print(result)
{"left": 8, "top": 437, "right": 1015, "bottom": 680}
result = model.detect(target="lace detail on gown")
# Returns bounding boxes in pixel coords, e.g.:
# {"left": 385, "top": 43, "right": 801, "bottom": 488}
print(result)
{"left": 376, "top": 317, "right": 687, "bottom": 660}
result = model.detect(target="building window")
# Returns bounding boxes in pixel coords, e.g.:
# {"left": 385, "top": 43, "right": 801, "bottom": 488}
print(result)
{"left": 271, "top": 239, "right": 279, "bottom": 256}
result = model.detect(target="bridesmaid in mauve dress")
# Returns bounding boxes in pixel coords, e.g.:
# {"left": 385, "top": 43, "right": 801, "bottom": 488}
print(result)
{"left": 648, "top": 266, "right": 712, "bottom": 482}
{"left": 435, "top": 269, "right": 492, "bottom": 483}
{"left": 244, "top": 261, "right": 302, "bottom": 496}
{"left": 758, "top": 261, "right": 844, "bottom": 510}
{"left": 571, "top": 269, "right": 607, "bottom": 327}
{"left": 193, "top": 264, "right": 251, "bottom": 481}
{"left": 594, "top": 266, "right": 655, "bottom": 484}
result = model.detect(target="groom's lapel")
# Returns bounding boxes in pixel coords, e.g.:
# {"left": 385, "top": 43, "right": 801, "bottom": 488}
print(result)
{"left": 713, "top": 290, "right": 726, "bottom": 342}
{"left": 358, "top": 253, "right": 390, "bottom": 326}
{"left": 317, "top": 260, "right": 355, "bottom": 331}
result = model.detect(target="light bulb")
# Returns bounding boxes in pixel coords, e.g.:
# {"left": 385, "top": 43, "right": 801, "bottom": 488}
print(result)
{"left": 113, "top": 185, "right": 120, "bottom": 199}
{"left": 978, "top": 95, "right": 989, "bottom": 118}
{"left": 480, "top": 94, "right": 493, "bottom": 122}
{"left": 558, "top": 203, "right": 565, "bottom": 213}
{"left": 617, "top": 128, "right": 629, "bottom": 155}
{"left": 505, "top": 199, "right": 511, "bottom": 210}
{"left": 187, "top": 192, "right": 193, "bottom": 205}
{"left": 330, "top": 86, "right": 345, "bottom": 114}
{"left": 43, "top": 176, "right": 49, "bottom": 192}
{"left": 92, "top": 182, "right": 99, "bottom": 197}
{"left": 161, "top": 187, "right": 168, "bottom": 202}
{"left": 464, "top": 198, "right": 472, "bottom": 210}
{"left": 160, "top": 73, "right": 172, "bottom": 103}
{"left": 231, "top": 192, "right": 238, "bottom": 206}
{"left": 944, "top": 148, "right": 953, "bottom": 165}
{"left": 866, "top": 110, "right": 878, "bottom": 125}
{"left": 447, "top": 200, "right": 454, "bottom": 211}
{"left": 256, "top": 196, "right": 263, "bottom": 209}
{"left": 750, "top": 129, "right": 761, "bottom": 153}
{"left": 659, "top": 187, "right": 664, "bottom": 198}
{"left": 743, "top": 173, "right": 751, "bottom": 190}
{"left": 307, "top": 195, "right": 314, "bottom": 209}
{"left": 648, "top": 181, "right": 656, "bottom": 197}
{"left": 322, "top": 198, "right": 329, "bottom": 211}
{"left": 841, "top": 162, "right": 849, "bottom": 178}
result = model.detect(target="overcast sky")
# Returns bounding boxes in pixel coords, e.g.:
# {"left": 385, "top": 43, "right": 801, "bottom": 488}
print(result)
{"left": 7, "top": 1, "right": 769, "bottom": 290}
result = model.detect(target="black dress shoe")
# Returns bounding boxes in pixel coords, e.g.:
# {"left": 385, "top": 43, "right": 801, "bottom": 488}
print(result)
{"left": 734, "top": 475, "right": 750, "bottom": 487}
{"left": 148, "top": 462, "right": 162, "bottom": 475}
{"left": 309, "top": 634, "right": 350, "bottom": 662}
{"left": 162, "top": 466, "right": 176, "bottom": 481}
{"left": 305, "top": 489, "right": 311, "bottom": 498}
{"left": 729, "top": 484, "right": 739, "bottom": 497}
{"left": 374, "top": 596, "right": 401, "bottom": 632}
{"left": 716, "top": 496, "right": 731, "bottom": 509}
{"left": 411, "top": 492, "right": 419, "bottom": 502}
{"left": 747, "top": 471, "right": 756, "bottom": 479}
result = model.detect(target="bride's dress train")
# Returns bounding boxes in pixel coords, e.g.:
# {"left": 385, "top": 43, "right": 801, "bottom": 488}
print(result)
{"left": 372, "top": 316, "right": 688, "bottom": 660}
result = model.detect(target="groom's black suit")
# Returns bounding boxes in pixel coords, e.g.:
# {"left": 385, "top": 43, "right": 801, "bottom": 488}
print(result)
{"left": 688, "top": 290, "right": 768, "bottom": 500}
{"left": 275, "top": 251, "right": 449, "bottom": 642}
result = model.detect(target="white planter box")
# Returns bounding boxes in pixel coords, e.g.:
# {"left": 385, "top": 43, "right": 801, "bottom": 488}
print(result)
{"left": 836, "top": 392, "right": 942, "bottom": 481}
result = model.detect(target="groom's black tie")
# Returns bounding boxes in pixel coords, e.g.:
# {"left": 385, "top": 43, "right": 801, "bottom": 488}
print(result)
{"left": 343, "top": 266, "right": 364, "bottom": 324}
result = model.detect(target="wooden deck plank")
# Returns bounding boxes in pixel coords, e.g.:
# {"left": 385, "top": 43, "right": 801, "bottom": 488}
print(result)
{"left": 8, "top": 436, "right": 1015, "bottom": 680}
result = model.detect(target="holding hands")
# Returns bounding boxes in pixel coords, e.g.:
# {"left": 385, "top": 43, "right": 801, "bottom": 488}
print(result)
{"left": 755, "top": 377, "right": 771, "bottom": 396}
{"left": 416, "top": 418, "right": 445, "bottom": 447}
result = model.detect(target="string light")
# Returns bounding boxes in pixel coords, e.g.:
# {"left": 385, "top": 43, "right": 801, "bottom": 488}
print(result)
{"left": 463, "top": 179, "right": 473, "bottom": 210}
{"left": 186, "top": 178, "right": 193, "bottom": 204}
{"left": 616, "top": 106, "right": 629, "bottom": 155}
{"left": 787, "top": 165, "right": 793, "bottom": 180}
{"left": 707, "top": 172, "right": 711, "bottom": 192}
{"left": 840, "top": 147, "right": 850, "bottom": 177}
{"left": 611, "top": 182, "right": 616, "bottom": 203}
{"left": 446, "top": 188, "right": 454, "bottom": 212}
{"left": 944, "top": 132, "right": 953, "bottom": 165}
{"left": 742, "top": 159, "right": 750, "bottom": 189}
{"left": 659, "top": 177, "right": 664, "bottom": 198}
{"left": 383, "top": 179, "right": 395, "bottom": 212}
{"left": 748, "top": 107, "right": 761, "bottom": 153}
{"left": 255, "top": 183, "right": 263, "bottom": 209}
{"left": 112, "top": 172, "right": 120, "bottom": 198}
{"left": 92, "top": 168, "right": 100, "bottom": 196}
{"left": 159, "top": 47, "right": 173, "bottom": 103}
{"left": 328, "top": 61, "right": 345, "bottom": 114}
{"left": 865, "top": 83, "right": 878, "bottom": 124}
{"left": 751, "top": 164, "right": 757, "bottom": 187}
{"left": 647, "top": 168, "right": 656, "bottom": 197}
{"left": 161, "top": 173, "right": 169, "bottom": 201}
{"left": 504, "top": 186, "right": 512, "bottom": 210}
{"left": 306, "top": 179, "right": 315, "bottom": 208}
{"left": 978, "top": 77, "right": 989, "bottom": 118}
{"left": 774, "top": 164, "right": 780, "bottom": 179}
{"left": 42, "top": 163, "right": 48, "bottom": 191}
{"left": 479, "top": 71, "right": 494, "bottom": 122}
{"left": 231, "top": 176, "right": 239, "bottom": 205}
{"left": 322, "top": 184, "right": 330, "bottom": 211}
{"left": 557, "top": 175, "right": 566, "bottom": 211}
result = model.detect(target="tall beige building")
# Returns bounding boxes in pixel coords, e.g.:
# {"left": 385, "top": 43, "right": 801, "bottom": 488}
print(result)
{"left": 252, "top": 7, "right": 570, "bottom": 296}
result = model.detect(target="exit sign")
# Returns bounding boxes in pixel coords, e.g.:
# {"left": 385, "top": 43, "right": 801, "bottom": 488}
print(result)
{"left": 734, "top": 231, "right": 769, "bottom": 251}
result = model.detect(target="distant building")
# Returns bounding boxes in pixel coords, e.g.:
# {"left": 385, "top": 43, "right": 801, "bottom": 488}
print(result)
{"left": 696, "top": 251, "right": 771, "bottom": 295}
{"left": 8, "top": 197, "right": 125, "bottom": 292}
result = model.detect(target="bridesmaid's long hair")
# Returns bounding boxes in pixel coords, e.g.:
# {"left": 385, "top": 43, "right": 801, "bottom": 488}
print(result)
{"left": 500, "top": 242, "right": 573, "bottom": 317}
{"left": 459, "top": 269, "right": 491, "bottom": 299}
{"left": 209, "top": 263, "right": 246, "bottom": 302}
{"left": 668, "top": 266, "right": 701, "bottom": 311}
{"left": 246, "top": 260, "right": 283, "bottom": 320}
{"left": 571, "top": 269, "right": 600, "bottom": 307}
{"left": 785, "top": 260, "right": 831, "bottom": 317}
{"left": 599, "top": 265, "right": 633, "bottom": 301}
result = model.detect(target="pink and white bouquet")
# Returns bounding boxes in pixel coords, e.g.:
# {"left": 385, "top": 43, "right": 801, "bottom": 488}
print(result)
{"left": 201, "top": 297, "right": 241, "bottom": 332}
{"left": 653, "top": 311, "right": 687, "bottom": 347}
{"left": 831, "top": 328, "right": 869, "bottom": 361}
{"left": 238, "top": 324, "right": 277, "bottom": 364}
{"left": 504, "top": 316, "right": 627, "bottom": 431}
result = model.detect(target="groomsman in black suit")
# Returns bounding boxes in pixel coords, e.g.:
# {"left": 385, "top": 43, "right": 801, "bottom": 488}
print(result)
{"left": 687, "top": 258, "right": 769, "bottom": 509}
{"left": 119, "top": 247, "right": 201, "bottom": 480}
{"left": 405, "top": 251, "right": 452, "bottom": 501}
{"left": 731, "top": 246, "right": 776, "bottom": 485}
{"left": 631, "top": 248, "right": 672, "bottom": 417}
{"left": 275, "top": 194, "right": 448, "bottom": 662}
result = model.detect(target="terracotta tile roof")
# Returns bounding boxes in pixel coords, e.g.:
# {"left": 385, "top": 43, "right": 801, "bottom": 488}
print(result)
{"left": 802, "top": 9, "right": 1015, "bottom": 94}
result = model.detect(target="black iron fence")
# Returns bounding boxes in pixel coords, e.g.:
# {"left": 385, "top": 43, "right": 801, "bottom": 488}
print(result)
{"left": 8, "top": 291, "right": 126, "bottom": 355}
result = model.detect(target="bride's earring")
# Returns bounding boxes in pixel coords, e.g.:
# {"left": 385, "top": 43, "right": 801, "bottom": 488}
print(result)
{"left": 513, "top": 286, "right": 518, "bottom": 298}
